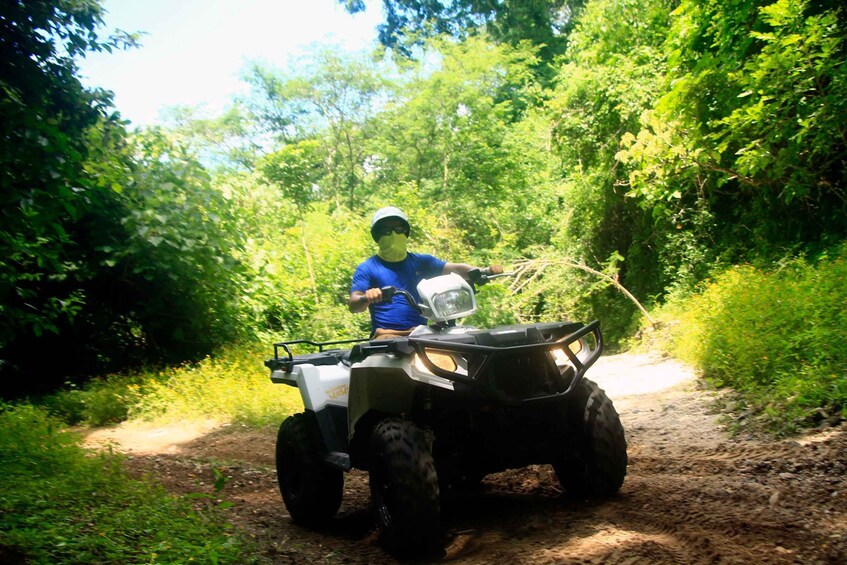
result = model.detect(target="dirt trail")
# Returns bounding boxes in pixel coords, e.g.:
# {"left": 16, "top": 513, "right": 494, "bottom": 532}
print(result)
{"left": 85, "top": 352, "right": 847, "bottom": 564}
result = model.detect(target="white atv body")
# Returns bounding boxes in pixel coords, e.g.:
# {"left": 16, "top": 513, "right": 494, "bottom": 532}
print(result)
{"left": 266, "top": 271, "right": 627, "bottom": 555}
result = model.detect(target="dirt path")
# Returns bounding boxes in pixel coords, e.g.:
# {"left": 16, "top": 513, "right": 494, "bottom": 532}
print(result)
{"left": 85, "top": 352, "right": 847, "bottom": 564}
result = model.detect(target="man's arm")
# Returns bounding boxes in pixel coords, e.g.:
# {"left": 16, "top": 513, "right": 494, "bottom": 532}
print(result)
{"left": 348, "top": 288, "right": 383, "bottom": 313}
{"left": 443, "top": 262, "right": 503, "bottom": 279}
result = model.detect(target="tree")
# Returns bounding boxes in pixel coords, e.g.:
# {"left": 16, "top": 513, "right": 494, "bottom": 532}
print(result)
{"left": 0, "top": 2, "right": 256, "bottom": 396}
{"left": 341, "top": 0, "right": 587, "bottom": 66}
{"left": 261, "top": 140, "right": 326, "bottom": 304}
{"left": 370, "top": 36, "right": 552, "bottom": 249}
{"left": 618, "top": 0, "right": 847, "bottom": 262}
{"left": 163, "top": 104, "right": 262, "bottom": 172}
{"left": 545, "top": 0, "right": 673, "bottom": 305}
{"left": 242, "top": 47, "right": 391, "bottom": 209}
{"left": 0, "top": 0, "right": 140, "bottom": 393}
{"left": 110, "top": 129, "right": 249, "bottom": 363}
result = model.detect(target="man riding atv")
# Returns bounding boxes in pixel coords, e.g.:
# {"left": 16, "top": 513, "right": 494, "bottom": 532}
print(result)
{"left": 267, "top": 206, "right": 626, "bottom": 557}
{"left": 348, "top": 206, "right": 502, "bottom": 339}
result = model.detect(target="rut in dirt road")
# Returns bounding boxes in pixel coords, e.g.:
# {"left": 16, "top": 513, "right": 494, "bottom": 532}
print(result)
{"left": 90, "top": 352, "right": 847, "bottom": 564}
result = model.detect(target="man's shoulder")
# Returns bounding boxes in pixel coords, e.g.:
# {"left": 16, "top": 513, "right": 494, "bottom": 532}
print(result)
{"left": 356, "top": 253, "right": 443, "bottom": 272}
{"left": 355, "top": 255, "right": 380, "bottom": 270}
{"left": 407, "top": 251, "right": 441, "bottom": 262}
{"left": 407, "top": 252, "right": 445, "bottom": 269}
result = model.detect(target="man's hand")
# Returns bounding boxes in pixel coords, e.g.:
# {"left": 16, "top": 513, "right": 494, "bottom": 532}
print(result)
{"left": 444, "top": 262, "right": 506, "bottom": 279}
{"left": 349, "top": 288, "right": 384, "bottom": 313}
{"left": 364, "top": 287, "right": 383, "bottom": 304}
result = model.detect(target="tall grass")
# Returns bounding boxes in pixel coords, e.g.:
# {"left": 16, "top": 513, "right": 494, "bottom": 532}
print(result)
{"left": 131, "top": 343, "right": 302, "bottom": 425}
{"left": 45, "top": 342, "right": 302, "bottom": 427}
{"left": 0, "top": 403, "right": 256, "bottom": 564}
{"left": 668, "top": 249, "right": 847, "bottom": 435}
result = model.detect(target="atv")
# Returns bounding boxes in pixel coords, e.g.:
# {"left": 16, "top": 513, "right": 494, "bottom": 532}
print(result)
{"left": 265, "top": 268, "right": 627, "bottom": 555}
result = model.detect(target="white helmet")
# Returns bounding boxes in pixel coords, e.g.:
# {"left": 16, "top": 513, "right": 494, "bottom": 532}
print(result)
{"left": 370, "top": 206, "right": 410, "bottom": 241}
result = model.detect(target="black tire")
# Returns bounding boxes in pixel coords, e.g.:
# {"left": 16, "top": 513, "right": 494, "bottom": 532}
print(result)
{"left": 554, "top": 378, "right": 628, "bottom": 497}
{"left": 275, "top": 412, "right": 343, "bottom": 526}
{"left": 369, "top": 418, "right": 440, "bottom": 556}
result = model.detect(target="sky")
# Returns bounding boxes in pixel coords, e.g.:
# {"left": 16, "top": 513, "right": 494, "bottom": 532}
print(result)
{"left": 78, "top": 0, "right": 383, "bottom": 127}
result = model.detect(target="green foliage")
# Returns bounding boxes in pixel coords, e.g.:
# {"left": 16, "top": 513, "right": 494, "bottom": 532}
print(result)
{"left": 373, "top": 36, "right": 553, "bottom": 250}
{"left": 6, "top": 0, "right": 847, "bottom": 440}
{"left": 243, "top": 47, "right": 391, "bottom": 208}
{"left": 619, "top": 0, "right": 847, "bottom": 261}
{"left": 261, "top": 139, "right": 325, "bottom": 208}
{"left": 347, "top": 0, "right": 586, "bottom": 66}
{"left": 0, "top": 404, "right": 254, "bottom": 563}
{"left": 39, "top": 342, "right": 301, "bottom": 428}
{"left": 163, "top": 104, "right": 261, "bottom": 170}
{"left": 0, "top": 1, "right": 253, "bottom": 396}
{"left": 543, "top": 0, "right": 675, "bottom": 332}
{"left": 115, "top": 129, "right": 250, "bottom": 361}
{"left": 42, "top": 376, "right": 144, "bottom": 426}
{"left": 0, "top": 0, "right": 136, "bottom": 375}
{"left": 670, "top": 248, "right": 847, "bottom": 435}
{"left": 716, "top": 1, "right": 845, "bottom": 194}
{"left": 130, "top": 343, "right": 301, "bottom": 426}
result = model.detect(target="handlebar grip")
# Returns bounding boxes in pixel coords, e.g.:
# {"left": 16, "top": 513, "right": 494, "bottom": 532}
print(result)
{"left": 356, "top": 286, "right": 397, "bottom": 304}
{"left": 380, "top": 286, "right": 396, "bottom": 300}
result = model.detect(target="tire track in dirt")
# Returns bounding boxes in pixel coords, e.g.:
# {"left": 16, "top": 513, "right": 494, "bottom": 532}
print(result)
{"left": 86, "top": 352, "right": 847, "bottom": 564}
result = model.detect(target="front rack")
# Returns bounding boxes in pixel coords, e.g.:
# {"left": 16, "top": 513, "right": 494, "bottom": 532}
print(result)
{"left": 266, "top": 337, "right": 370, "bottom": 372}
{"left": 408, "top": 321, "right": 603, "bottom": 405}
{"left": 265, "top": 321, "right": 603, "bottom": 405}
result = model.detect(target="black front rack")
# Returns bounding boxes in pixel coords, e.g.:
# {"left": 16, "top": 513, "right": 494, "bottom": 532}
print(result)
{"left": 266, "top": 337, "right": 370, "bottom": 372}
{"left": 265, "top": 321, "right": 603, "bottom": 405}
{"left": 408, "top": 320, "right": 603, "bottom": 405}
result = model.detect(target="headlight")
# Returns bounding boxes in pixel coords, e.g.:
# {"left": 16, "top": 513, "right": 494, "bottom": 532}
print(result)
{"left": 416, "top": 273, "right": 477, "bottom": 321}
{"left": 431, "top": 289, "right": 474, "bottom": 319}
{"left": 551, "top": 339, "right": 583, "bottom": 366}
{"left": 413, "top": 351, "right": 458, "bottom": 374}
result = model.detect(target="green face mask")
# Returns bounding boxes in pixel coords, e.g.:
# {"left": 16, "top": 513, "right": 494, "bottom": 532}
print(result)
{"left": 377, "top": 233, "right": 408, "bottom": 262}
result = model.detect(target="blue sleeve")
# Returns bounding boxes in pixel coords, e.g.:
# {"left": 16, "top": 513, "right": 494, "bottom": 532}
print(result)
{"left": 419, "top": 254, "right": 447, "bottom": 277}
{"left": 350, "top": 262, "right": 371, "bottom": 294}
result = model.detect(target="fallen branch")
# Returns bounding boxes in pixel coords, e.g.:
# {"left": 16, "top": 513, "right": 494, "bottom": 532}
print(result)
{"left": 512, "top": 258, "right": 659, "bottom": 329}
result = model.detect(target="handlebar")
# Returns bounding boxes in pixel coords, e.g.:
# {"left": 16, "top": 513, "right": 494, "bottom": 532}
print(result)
{"left": 354, "top": 285, "right": 398, "bottom": 304}
{"left": 355, "top": 267, "right": 514, "bottom": 306}
{"left": 469, "top": 267, "right": 515, "bottom": 288}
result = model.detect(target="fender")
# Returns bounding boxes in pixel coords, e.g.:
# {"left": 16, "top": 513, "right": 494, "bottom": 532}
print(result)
{"left": 271, "top": 363, "right": 350, "bottom": 464}
{"left": 347, "top": 354, "right": 416, "bottom": 443}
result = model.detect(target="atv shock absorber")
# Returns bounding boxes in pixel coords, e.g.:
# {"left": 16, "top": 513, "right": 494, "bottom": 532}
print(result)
{"left": 418, "top": 387, "right": 437, "bottom": 452}
{"left": 422, "top": 386, "right": 433, "bottom": 413}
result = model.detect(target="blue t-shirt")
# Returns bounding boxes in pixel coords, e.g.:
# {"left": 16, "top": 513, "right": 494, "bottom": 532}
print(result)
{"left": 351, "top": 253, "right": 447, "bottom": 331}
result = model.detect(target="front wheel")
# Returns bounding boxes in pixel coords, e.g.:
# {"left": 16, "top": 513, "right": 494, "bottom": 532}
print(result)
{"left": 554, "top": 378, "right": 628, "bottom": 497}
{"left": 369, "top": 418, "right": 440, "bottom": 556}
{"left": 276, "top": 412, "right": 343, "bottom": 526}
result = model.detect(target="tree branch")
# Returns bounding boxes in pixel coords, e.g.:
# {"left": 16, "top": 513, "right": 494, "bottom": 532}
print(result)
{"left": 513, "top": 258, "right": 659, "bottom": 329}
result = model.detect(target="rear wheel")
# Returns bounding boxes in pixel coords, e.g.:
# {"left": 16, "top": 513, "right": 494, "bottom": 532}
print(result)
{"left": 369, "top": 418, "right": 440, "bottom": 556}
{"left": 554, "top": 378, "right": 627, "bottom": 497}
{"left": 276, "top": 412, "right": 343, "bottom": 525}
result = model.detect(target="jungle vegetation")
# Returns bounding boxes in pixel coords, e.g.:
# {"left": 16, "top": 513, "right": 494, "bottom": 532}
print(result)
{"left": 1, "top": 1, "right": 845, "bottom": 561}
{"left": 1, "top": 0, "right": 845, "bottom": 426}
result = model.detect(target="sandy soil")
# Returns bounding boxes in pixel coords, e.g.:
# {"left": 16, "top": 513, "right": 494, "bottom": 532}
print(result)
{"left": 85, "top": 352, "right": 847, "bottom": 564}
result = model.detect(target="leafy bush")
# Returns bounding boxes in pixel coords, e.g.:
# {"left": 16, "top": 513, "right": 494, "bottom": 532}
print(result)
{"left": 0, "top": 404, "right": 255, "bottom": 564}
{"left": 131, "top": 342, "right": 301, "bottom": 426}
{"left": 43, "top": 376, "right": 145, "bottom": 426}
{"left": 39, "top": 341, "right": 301, "bottom": 428}
{"left": 671, "top": 248, "right": 847, "bottom": 434}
